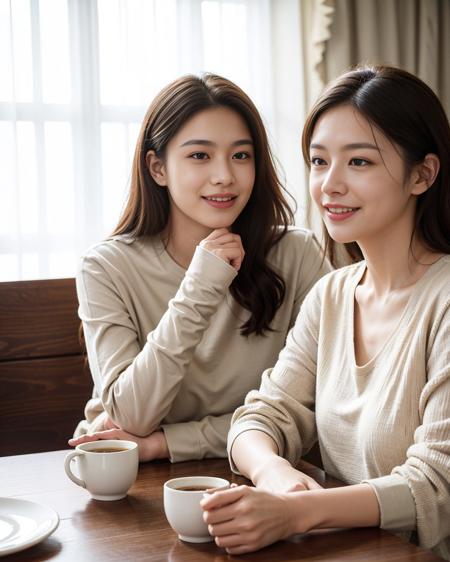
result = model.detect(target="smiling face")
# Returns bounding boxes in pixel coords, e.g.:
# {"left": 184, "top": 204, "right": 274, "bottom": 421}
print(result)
{"left": 309, "top": 104, "right": 426, "bottom": 250}
{"left": 147, "top": 106, "right": 255, "bottom": 240}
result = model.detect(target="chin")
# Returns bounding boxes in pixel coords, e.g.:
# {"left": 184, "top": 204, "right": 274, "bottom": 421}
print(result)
{"left": 325, "top": 229, "right": 357, "bottom": 245}
{"left": 206, "top": 220, "right": 234, "bottom": 230}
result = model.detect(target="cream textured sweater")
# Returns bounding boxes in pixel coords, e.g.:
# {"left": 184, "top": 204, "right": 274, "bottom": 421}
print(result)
{"left": 229, "top": 256, "right": 450, "bottom": 559}
{"left": 74, "top": 228, "right": 330, "bottom": 462}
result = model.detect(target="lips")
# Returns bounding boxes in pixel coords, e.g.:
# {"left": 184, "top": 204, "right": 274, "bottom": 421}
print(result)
{"left": 202, "top": 194, "right": 237, "bottom": 209}
{"left": 323, "top": 204, "right": 360, "bottom": 221}
{"left": 202, "top": 194, "right": 237, "bottom": 202}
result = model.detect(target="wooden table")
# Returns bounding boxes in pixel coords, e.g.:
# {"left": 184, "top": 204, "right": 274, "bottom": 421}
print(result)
{"left": 0, "top": 450, "right": 442, "bottom": 561}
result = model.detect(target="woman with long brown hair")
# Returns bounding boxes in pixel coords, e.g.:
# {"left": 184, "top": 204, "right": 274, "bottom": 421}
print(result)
{"left": 69, "top": 73, "right": 329, "bottom": 463}
{"left": 203, "top": 66, "right": 450, "bottom": 559}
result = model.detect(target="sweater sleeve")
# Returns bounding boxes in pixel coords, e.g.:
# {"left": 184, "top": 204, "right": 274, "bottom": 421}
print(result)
{"left": 76, "top": 245, "right": 237, "bottom": 436}
{"left": 227, "top": 281, "right": 322, "bottom": 472}
{"left": 364, "top": 301, "right": 450, "bottom": 550}
{"left": 159, "top": 231, "right": 330, "bottom": 463}
{"left": 161, "top": 413, "right": 233, "bottom": 462}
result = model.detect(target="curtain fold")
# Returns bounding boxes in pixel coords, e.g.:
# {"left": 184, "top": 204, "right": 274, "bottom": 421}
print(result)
{"left": 316, "top": 0, "right": 450, "bottom": 115}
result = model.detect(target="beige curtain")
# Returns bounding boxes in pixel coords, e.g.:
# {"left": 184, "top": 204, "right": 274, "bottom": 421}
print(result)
{"left": 312, "top": 0, "right": 450, "bottom": 115}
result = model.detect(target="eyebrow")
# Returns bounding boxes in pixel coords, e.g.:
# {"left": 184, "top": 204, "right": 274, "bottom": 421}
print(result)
{"left": 180, "top": 139, "right": 253, "bottom": 147}
{"left": 310, "top": 142, "right": 380, "bottom": 151}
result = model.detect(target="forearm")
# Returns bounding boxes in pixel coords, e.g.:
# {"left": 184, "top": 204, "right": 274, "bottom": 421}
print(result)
{"left": 162, "top": 413, "right": 233, "bottom": 463}
{"left": 291, "top": 483, "right": 380, "bottom": 533}
{"left": 97, "top": 247, "right": 237, "bottom": 434}
{"left": 231, "top": 430, "right": 288, "bottom": 481}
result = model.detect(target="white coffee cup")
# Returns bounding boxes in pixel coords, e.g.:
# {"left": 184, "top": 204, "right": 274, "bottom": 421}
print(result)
{"left": 64, "top": 440, "right": 139, "bottom": 501}
{"left": 164, "top": 476, "right": 230, "bottom": 543}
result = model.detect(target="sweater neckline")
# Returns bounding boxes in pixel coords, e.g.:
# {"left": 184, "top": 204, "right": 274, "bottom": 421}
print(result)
{"left": 151, "top": 236, "right": 187, "bottom": 279}
{"left": 348, "top": 255, "right": 448, "bottom": 373}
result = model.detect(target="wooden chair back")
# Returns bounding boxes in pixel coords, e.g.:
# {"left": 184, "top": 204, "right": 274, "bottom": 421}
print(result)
{"left": 0, "top": 278, "right": 92, "bottom": 456}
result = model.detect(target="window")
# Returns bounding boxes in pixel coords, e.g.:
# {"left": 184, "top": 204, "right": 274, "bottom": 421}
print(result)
{"left": 0, "top": 0, "right": 303, "bottom": 280}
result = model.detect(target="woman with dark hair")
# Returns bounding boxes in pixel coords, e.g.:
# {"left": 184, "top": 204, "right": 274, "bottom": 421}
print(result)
{"left": 203, "top": 66, "right": 450, "bottom": 559}
{"left": 69, "top": 73, "right": 329, "bottom": 463}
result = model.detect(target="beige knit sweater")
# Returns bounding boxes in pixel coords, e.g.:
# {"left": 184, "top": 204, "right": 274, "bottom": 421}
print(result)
{"left": 229, "top": 256, "right": 450, "bottom": 559}
{"left": 74, "top": 227, "right": 330, "bottom": 462}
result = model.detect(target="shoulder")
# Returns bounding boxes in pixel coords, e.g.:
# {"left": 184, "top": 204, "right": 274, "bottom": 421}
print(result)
{"left": 425, "top": 255, "right": 450, "bottom": 291}
{"left": 309, "top": 260, "right": 365, "bottom": 298}
{"left": 416, "top": 256, "right": 450, "bottom": 319}
{"left": 268, "top": 226, "right": 322, "bottom": 266}
{"left": 77, "top": 235, "right": 158, "bottom": 277}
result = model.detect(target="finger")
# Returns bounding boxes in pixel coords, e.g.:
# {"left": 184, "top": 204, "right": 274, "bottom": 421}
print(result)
{"left": 286, "top": 484, "right": 306, "bottom": 493}
{"left": 201, "top": 485, "right": 247, "bottom": 510}
{"left": 300, "top": 477, "right": 323, "bottom": 490}
{"left": 68, "top": 434, "right": 101, "bottom": 446}
{"left": 91, "top": 428, "right": 124, "bottom": 440}
{"left": 202, "top": 228, "right": 230, "bottom": 241}
{"left": 208, "top": 517, "right": 243, "bottom": 536}
{"left": 215, "top": 532, "right": 252, "bottom": 550}
{"left": 226, "top": 543, "right": 258, "bottom": 555}
{"left": 204, "top": 503, "right": 239, "bottom": 525}
{"left": 211, "top": 249, "right": 244, "bottom": 268}
{"left": 203, "top": 242, "right": 243, "bottom": 252}
{"left": 230, "top": 256, "right": 243, "bottom": 271}
{"left": 202, "top": 232, "right": 242, "bottom": 248}
{"left": 202, "top": 238, "right": 243, "bottom": 253}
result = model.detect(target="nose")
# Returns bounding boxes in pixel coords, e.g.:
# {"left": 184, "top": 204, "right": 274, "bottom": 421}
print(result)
{"left": 320, "top": 164, "right": 347, "bottom": 195}
{"left": 210, "top": 158, "right": 234, "bottom": 186}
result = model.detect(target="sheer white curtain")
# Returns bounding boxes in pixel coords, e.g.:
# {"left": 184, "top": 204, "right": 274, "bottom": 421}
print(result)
{"left": 0, "top": 0, "right": 304, "bottom": 281}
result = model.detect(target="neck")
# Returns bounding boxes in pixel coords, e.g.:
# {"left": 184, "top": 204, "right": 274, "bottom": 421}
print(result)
{"left": 163, "top": 219, "right": 213, "bottom": 269}
{"left": 358, "top": 235, "right": 439, "bottom": 296}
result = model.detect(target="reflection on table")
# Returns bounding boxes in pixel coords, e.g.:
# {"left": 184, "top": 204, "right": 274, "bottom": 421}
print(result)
{"left": 0, "top": 450, "right": 442, "bottom": 561}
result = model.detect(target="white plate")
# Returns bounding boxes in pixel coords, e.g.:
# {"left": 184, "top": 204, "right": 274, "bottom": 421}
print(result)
{"left": 0, "top": 498, "right": 59, "bottom": 557}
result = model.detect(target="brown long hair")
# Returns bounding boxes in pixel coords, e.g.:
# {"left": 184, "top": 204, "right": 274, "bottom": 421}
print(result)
{"left": 302, "top": 65, "right": 450, "bottom": 265}
{"left": 113, "top": 73, "right": 294, "bottom": 335}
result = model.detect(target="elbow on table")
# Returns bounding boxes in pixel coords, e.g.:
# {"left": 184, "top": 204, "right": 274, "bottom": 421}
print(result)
{"left": 101, "top": 388, "right": 161, "bottom": 437}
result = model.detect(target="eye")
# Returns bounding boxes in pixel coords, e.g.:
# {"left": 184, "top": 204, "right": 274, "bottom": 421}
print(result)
{"left": 233, "top": 151, "right": 251, "bottom": 160}
{"left": 349, "top": 158, "right": 370, "bottom": 166}
{"left": 311, "top": 156, "right": 326, "bottom": 166}
{"left": 189, "top": 152, "right": 209, "bottom": 160}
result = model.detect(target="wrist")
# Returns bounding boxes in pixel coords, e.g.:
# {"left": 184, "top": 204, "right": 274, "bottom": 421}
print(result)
{"left": 251, "top": 455, "right": 292, "bottom": 486}
{"left": 154, "top": 430, "right": 169, "bottom": 459}
{"left": 289, "top": 484, "right": 381, "bottom": 532}
{"left": 288, "top": 490, "right": 324, "bottom": 534}
{"left": 140, "top": 431, "right": 169, "bottom": 461}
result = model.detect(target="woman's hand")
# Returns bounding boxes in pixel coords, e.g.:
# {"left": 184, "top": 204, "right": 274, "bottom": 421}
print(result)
{"left": 199, "top": 228, "right": 245, "bottom": 271}
{"left": 68, "top": 427, "right": 169, "bottom": 462}
{"left": 252, "top": 455, "right": 322, "bottom": 493}
{"left": 201, "top": 485, "right": 301, "bottom": 555}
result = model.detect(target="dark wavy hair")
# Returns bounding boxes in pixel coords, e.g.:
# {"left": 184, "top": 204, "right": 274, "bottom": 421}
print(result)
{"left": 302, "top": 65, "right": 450, "bottom": 265}
{"left": 113, "top": 73, "right": 295, "bottom": 335}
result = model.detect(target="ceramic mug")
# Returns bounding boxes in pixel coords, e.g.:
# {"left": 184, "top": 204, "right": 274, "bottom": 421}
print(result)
{"left": 163, "top": 476, "right": 230, "bottom": 543}
{"left": 64, "top": 439, "right": 139, "bottom": 501}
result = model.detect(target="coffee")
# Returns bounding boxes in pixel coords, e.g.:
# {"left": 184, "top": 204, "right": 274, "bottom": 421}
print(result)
{"left": 65, "top": 439, "right": 139, "bottom": 501}
{"left": 90, "top": 447, "right": 128, "bottom": 453}
{"left": 175, "top": 485, "right": 207, "bottom": 492}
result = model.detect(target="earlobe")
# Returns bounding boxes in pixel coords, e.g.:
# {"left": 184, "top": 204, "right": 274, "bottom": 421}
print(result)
{"left": 411, "top": 153, "right": 440, "bottom": 195}
{"left": 146, "top": 150, "right": 167, "bottom": 186}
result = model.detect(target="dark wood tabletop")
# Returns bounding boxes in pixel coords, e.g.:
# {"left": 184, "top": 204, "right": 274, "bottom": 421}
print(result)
{"left": 0, "top": 450, "right": 443, "bottom": 561}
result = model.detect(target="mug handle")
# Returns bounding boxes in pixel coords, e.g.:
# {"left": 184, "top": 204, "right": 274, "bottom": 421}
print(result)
{"left": 64, "top": 450, "right": 86, "bottom": 488}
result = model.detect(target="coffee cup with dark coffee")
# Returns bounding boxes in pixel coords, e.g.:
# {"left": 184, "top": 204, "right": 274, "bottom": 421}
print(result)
{"left": 164, "top": 476, "right": 230, "bottom": 543}
{"left": 64, "top": 439, "right": 139, "bottom": 500}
